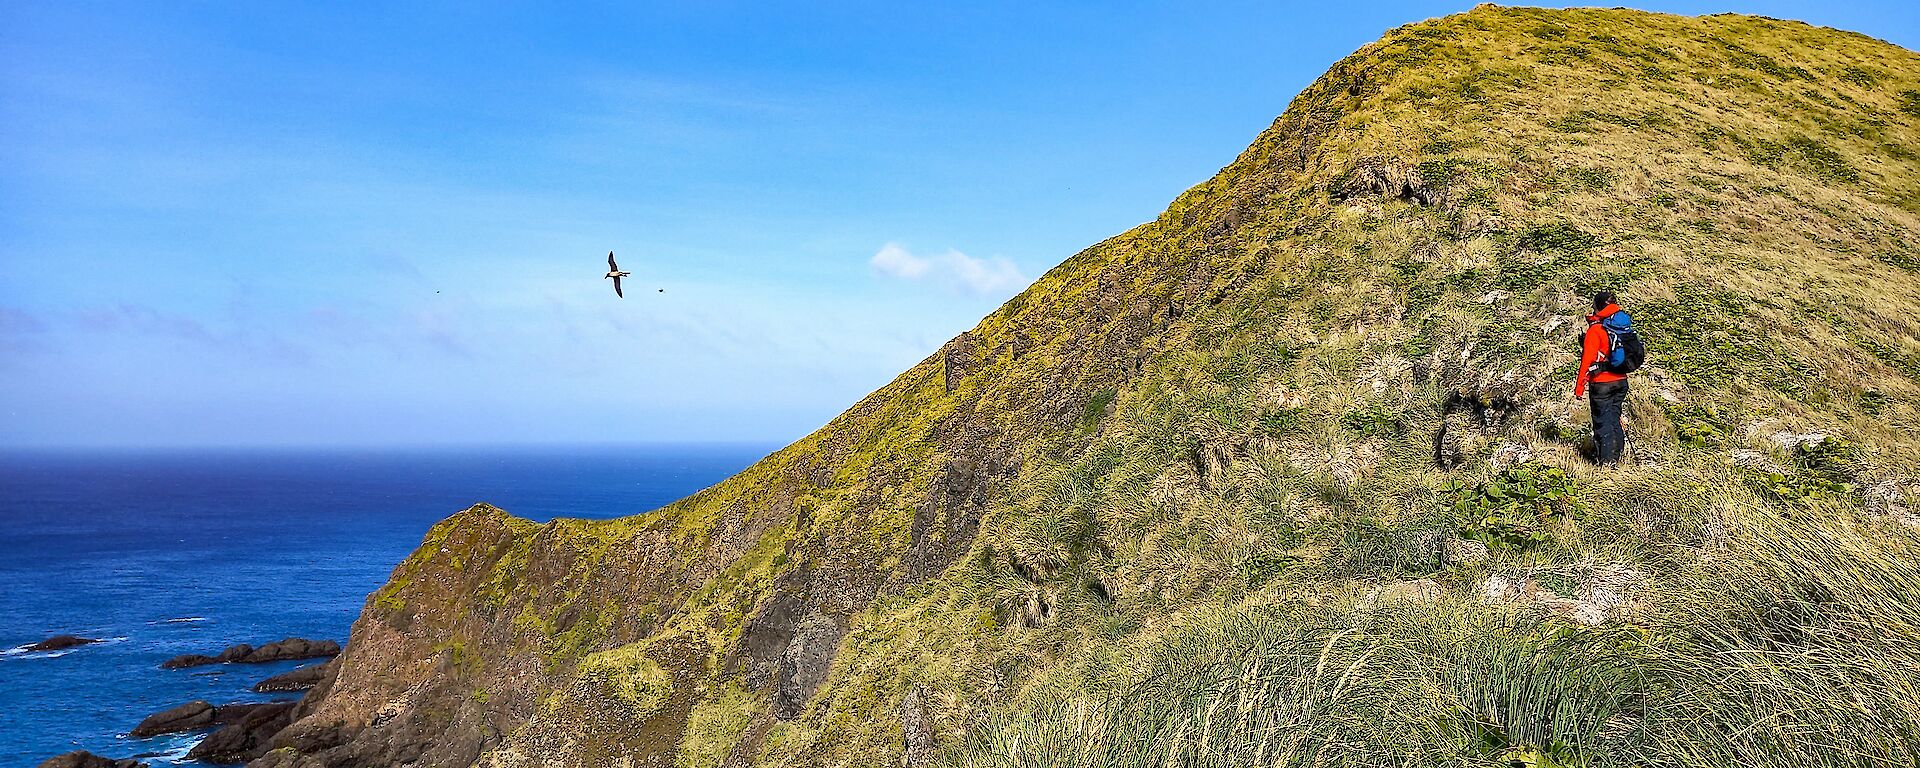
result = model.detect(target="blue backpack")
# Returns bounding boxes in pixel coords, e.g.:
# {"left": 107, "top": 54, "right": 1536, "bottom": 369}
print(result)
{"left": 1591, "top": 311, "right": 1645, "bottom": 375}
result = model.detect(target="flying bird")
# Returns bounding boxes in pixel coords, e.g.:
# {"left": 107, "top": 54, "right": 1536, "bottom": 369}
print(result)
{"left": 604, "top": 251, "right": 631, "bottom": 298}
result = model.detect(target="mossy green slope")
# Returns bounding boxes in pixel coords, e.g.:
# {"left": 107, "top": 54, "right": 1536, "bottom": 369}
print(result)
{"left": 258, "top": 6, "right": 1920, "bottom": 768}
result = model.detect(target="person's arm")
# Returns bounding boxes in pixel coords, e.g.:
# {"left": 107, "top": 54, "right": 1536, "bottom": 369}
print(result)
{"left": 1575, "top": 324, "right": 1602, "bottom": 398}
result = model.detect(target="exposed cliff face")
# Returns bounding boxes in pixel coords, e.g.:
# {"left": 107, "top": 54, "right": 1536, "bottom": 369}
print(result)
{"left": 256, "top": 6, "right": 1920, "bottom": 767}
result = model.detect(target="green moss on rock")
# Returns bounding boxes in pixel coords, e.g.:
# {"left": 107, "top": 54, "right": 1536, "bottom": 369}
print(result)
{"left": 577, "top": 642, "right": 673, "bottom": 719}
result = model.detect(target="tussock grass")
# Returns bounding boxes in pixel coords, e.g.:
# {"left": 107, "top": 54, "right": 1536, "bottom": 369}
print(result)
{"left": 950, "top": 507, "right": 1920, "bottom": 767}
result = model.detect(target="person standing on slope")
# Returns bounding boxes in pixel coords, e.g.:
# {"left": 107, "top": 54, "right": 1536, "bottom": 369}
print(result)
{"left": 1575, "top": 290, "right": 1644, "bottom": 467}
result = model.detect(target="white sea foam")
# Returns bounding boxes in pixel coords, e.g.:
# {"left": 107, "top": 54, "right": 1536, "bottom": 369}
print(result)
{"left": 154, "top": 741, "right": 197, "bottom": 763}
{"left": 156, "top": 616, "right": 207, "bottom": 624}
{"left": 3, "top": 645, "right": 76, "bottom": 659}
{"left": 3, "top": 636, "right": 124, "bottom": 658}
{"left": 114, "top": 728, "right": 202, "bottom": 762}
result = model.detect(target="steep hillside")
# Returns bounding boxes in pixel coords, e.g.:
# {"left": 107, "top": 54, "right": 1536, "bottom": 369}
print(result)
{"left": 255, "top": 6, "right": 1920, "bottom": 767}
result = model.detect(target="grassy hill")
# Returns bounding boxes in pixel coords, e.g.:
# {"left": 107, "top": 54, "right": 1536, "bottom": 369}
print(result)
{"left": 254, "top": 6, "right": 1920, "bottom": 767}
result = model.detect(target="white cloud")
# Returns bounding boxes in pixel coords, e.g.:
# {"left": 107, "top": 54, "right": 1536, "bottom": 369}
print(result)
{"left": 868, "top": 242, "right": 1027, "bottom": 297}
{"left": 869, "top": 242, "right": 931, "bottom": 279}
{"left": 944, "top": 250, "right": 1026, "bottom": 296}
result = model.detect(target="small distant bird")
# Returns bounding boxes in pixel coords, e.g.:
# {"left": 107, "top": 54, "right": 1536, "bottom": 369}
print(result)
{"left": 604, "top": 251, "right": 631, "bottom": 298}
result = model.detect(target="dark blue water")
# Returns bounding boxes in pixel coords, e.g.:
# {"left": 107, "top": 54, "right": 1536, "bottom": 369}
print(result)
{"left": 0, "top": 444, "right": 774, "bottom": 767}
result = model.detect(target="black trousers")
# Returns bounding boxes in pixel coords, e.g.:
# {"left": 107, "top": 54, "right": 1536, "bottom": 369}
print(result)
{"left": 1589, "top": 379, "right": 1629, "bottom": 465}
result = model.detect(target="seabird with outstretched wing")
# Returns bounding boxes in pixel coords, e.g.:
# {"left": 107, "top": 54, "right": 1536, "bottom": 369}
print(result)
{"left": 604, "top": 251, "right": 631, "bottom": 298}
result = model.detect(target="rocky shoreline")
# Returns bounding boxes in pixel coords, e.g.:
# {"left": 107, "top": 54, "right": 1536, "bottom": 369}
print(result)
{"left": 38, "top": 751, "right": 147, "bottom": 768}
{"left": 252, "top": 661, "right": 331, "bottom": 692}
{"left": 33, "top": 637, "right": 339, "bottom": 768}
{"left": 130, "top": 700, "right": 288, "bottom": 738}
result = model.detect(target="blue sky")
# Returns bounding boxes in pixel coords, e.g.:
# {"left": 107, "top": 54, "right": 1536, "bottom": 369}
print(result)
{"left": 4, "top": 2, "right": 1916, "bottom": 447}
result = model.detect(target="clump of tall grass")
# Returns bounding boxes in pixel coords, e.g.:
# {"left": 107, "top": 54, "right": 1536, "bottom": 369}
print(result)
{"left": 1627, "top": 506, "right": 1920, "bottom": 765}
{"left": 945, "top": 503, "right": 1920, "bottom": 767}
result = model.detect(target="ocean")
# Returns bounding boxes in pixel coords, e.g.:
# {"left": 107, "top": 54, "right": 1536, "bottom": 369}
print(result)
{"left": 0, "top": 444, "right": 775, "bottom": 767}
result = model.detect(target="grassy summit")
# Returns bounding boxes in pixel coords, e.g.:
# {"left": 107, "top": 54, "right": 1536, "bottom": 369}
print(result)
{"left": 260, "top": 6, "right": 1920, "bottom": 768}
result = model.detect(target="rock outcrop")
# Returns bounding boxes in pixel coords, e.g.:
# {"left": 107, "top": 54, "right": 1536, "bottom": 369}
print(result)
{"left": 160, "top": 639, "right": 339, "bottom": 669}
{"left": 26, "top": 635, "right": 99, "bottom": 652}
{"left": 252, "top": 661, "right": 332, "bottom": 693}
{"left": 1329, "top": 156, "right": 1442, "bottom": 206}
{"left": 130, "top": 700, "right": 287, "bottom": 738}
{"left": 36, "top": 752, "right": 145, "bottom": 768}
{"left": 186, "top": 701, "right": 297, "bottom": 764}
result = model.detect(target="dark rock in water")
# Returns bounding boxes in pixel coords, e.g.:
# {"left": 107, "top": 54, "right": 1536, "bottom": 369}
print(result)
{"left": 160, "top": 638, "right": 340, "bottom": 669}
{"left": 186, "top": 701, "right": 296, "bottom": 764}
{"left": 130, "top": 700, "right": 285, "bottom": 738}
{"left": 36, "top": 751, "right": 146, "bottom": 768}
{"left": 253, "top": 660, "right": 332, "bottom": 692}
{"left": 130, "top": 700, "right": 215, "bottom": 737}
{"left": 26, "top": 635, "right": 99, "bottom": 652}
{"left": 233, "top": 637, "right": 339, "bottom": 663}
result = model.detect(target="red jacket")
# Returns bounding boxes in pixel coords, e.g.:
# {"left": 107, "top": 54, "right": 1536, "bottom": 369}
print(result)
{"left": 1575, "top": 304, "right": 1627, "bottom": 398}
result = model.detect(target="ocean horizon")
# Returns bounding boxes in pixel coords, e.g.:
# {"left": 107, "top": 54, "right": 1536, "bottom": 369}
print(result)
{"left": 0, "top": 443, "right": 776, "bottom": 766}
